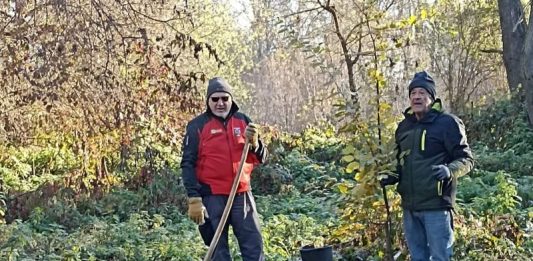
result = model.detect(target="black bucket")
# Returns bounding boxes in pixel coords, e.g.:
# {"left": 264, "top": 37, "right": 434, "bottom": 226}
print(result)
{"left": 300, "top": 245, "right": 333, "bottom": 261}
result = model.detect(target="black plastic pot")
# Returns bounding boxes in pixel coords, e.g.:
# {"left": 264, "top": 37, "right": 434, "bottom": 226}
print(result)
{"left": 300, "top": 245, "right": 333, "bottom": 261}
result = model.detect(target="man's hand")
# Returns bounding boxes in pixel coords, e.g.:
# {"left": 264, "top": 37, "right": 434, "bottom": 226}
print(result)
{"left": 187, "top": 197, "right": 209, "bottom": 225}
{"left": 245, "top": 123, "right": 259, "bottom": 148}
{"left": 432, "top": 165, "right": 451, "bottom": 180}
{"left": 378, "top": 171, "right": 399, "bottom": 187}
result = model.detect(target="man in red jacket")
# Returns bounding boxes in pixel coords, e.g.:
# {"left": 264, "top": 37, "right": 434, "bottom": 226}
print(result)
{"left": 180, "top": 77, "right": 267, "bottom": 260}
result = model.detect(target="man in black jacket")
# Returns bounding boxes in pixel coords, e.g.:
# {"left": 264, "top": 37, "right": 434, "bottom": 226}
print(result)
{"left": 381, "top": 71, "right": 474, "bottom": 261}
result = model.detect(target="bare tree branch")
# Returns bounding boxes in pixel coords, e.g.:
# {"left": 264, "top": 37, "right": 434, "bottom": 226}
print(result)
{"left": 480, "top": 49, "right": 504, "bottom": 54}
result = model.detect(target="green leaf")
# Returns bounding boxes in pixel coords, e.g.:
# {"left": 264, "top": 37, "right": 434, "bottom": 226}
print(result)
{"left": 346, "top": 161, "right": 360, "bottom": 173}
{"left": 342, "top": 155, "right": 355, "bottom": 162}
{"left": 342, "top": 145, "right": 355, "bottom": 154}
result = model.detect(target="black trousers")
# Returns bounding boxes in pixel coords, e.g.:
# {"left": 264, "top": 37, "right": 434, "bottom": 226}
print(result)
{"left": 201, "top": 191, "right": 264, "bottom": 261}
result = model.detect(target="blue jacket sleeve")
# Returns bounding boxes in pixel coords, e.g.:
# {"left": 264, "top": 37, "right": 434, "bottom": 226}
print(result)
{"left": 180, "top": 121, "right": 202, "bottom": 197}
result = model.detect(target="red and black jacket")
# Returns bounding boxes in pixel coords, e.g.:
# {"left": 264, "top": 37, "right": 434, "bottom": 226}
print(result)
{"left": 180, "top": 103, "right": 267, "bottom": 197}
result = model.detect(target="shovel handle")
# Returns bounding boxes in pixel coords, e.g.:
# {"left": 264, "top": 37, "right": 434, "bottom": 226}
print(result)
{"left": 203, "top": 140, "right": 251, "bottom": 261}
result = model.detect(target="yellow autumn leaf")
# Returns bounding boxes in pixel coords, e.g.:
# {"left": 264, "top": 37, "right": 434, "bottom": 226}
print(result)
{"left": 338, "top": 183, "right": 349, "bottom": 194}
{"left": 408, "top": 15, "right": 417, "bottom": 25}
{"left": 353, "top": 223, "right": 364, "bottom": 230}
{"left": 379, "top": 102, "right": 392, "bottom": 111}
{"left": 421, "top": 9, "right": 428, "bottom": 19}
{"left": 346, "top": 161, "right": 360, "bottom": 173}
{"left": 355, "top": 172, "right": 363, "bottom": 181}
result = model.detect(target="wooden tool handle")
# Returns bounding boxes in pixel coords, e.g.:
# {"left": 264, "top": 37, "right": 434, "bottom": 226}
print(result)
{"left": 203, "top": 140, "right": 251, "bottom": 261}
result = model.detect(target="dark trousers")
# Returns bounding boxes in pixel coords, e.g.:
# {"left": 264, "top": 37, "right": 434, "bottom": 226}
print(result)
{"left": 203, "top": 191, "right": 264, "bottom": 261}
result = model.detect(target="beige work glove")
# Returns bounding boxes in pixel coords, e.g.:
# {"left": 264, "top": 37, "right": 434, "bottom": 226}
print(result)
{"left": 187, "top": 197, "right": 209, "bottom": 225}
{"left": 245, "top": 123, "right": 259, "bottom": 148}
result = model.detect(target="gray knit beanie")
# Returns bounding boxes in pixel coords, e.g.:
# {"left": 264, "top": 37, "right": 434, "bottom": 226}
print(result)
{"left": 206, "top": 77, "right": 232, "bottom": 99}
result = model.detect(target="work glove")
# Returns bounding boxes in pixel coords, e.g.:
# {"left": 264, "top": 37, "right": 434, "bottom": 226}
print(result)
{"left": 432, "top": 165, "right": 451, "bottom": 180}
{"left": 378, "top": 171, "right": 399, "bottom": 187}
{"left": 245, "top": 123, "right": 259, "bottom": 148}
{"left": 187, "top": 197, "right": 209, "bottom": 225}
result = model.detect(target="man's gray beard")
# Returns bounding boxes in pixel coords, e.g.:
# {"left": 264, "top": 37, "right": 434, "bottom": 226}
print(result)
{"left": 214, "top": 111, "right": 230, "bottom": 119}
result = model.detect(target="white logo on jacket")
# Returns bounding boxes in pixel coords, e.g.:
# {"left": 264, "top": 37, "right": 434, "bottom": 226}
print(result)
{"left": 233, "top": 127, "right": 241, "bottom": 137}
{"left": 210, "top": 129, "right": 223, "bottom": 134}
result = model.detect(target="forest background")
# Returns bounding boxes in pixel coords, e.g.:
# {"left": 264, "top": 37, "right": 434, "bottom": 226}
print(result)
{"left": 0, "top": 0, "right": 531, "bottom": 260}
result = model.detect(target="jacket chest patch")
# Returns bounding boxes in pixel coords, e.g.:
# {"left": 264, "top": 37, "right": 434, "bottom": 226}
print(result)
{"left": 210, "top": 128, "right": 223, "bottom": 135}
{"left": 233, "top": 127, "right": 242, "bottom": 137}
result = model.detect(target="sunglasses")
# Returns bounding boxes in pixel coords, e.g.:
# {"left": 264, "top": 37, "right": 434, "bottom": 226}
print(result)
{"left": 210, "top": 96, "right": 230, "bottom": 102}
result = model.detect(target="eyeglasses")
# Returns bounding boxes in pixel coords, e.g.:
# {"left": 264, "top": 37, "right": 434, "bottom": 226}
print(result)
{"left": 210, "top": 96, "right": 230, "bottom": 102}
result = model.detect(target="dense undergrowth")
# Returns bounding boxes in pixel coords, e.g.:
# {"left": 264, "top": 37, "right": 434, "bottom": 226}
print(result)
{"left": 0, "top": 98, "right": 531, "bottom": 260}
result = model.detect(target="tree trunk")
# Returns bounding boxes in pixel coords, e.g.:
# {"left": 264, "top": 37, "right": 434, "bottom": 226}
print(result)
{"left": 497, "top": 0, "right": 527, "bottom": 93}
{"left": 320, "top": 1, "right": 360, "bottom": 118}
{"left": 522, "top": 1, "right": 533, "bottom": 126}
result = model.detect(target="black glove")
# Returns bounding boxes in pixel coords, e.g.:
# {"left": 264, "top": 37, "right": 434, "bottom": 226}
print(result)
{"left": 432, "top": 165, "right": 451, "bottom": 181}
{"left": 379, "top": 173, "right": 399, "bottom": 187}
